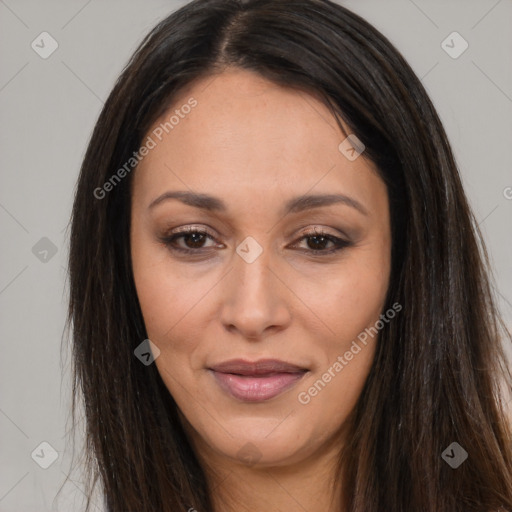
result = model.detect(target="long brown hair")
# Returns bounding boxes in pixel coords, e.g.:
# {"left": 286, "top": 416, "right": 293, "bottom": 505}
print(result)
{"left": 66, "top": 0, "right": 512, "bottom": 510}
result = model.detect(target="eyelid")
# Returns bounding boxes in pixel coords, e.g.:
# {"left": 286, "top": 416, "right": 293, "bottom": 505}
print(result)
{"left": 295, "top": 225, "right": 349, "bottom": 241}
{"left": 161, "top": 225, "right": 220, "bottom": 246}
{"left": 168, "top": 225, "right": 216, "bottom": 237}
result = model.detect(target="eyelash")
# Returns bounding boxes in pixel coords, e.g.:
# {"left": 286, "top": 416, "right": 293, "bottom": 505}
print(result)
{"left": 159, "top": 226, "right": 351, "bottom": 257}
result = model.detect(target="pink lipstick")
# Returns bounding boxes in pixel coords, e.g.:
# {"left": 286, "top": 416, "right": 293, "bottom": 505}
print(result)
{"left": 208, "top": 359, "right": 308, "bottom": 402}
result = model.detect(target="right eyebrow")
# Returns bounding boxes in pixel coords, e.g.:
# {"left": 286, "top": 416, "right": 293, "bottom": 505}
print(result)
{"left": 148, "top": 191, "right": 226, "bottom": 212}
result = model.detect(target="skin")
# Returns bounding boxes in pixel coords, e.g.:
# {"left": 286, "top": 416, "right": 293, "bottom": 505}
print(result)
{"left": 130, "top": 68, "right": 391, "bottom": 512}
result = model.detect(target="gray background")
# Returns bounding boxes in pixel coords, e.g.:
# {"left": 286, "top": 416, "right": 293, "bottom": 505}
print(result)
{"left": 1, "top": 0, "right": 511, "bottom": 510}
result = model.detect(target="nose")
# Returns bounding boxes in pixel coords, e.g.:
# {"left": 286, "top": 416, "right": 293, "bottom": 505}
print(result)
{"left": 219, "top": 245, "right": 292, "bottom": 340}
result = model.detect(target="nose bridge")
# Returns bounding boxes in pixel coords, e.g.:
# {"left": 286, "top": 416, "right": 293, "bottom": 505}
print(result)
{"left": 235, "top": 244, "right": 272, "bottom": 300}
{"left": 220, "top": 238, "right": 290, "bottom": 337}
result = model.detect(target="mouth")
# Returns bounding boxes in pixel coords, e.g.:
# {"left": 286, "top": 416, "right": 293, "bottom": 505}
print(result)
{"left": 208, "top": 359, "right": 309, "bottom": 402}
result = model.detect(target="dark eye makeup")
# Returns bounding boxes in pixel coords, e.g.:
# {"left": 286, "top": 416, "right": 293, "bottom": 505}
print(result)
{"left": 157, "top": 225, "right": 352, "bottom": 257}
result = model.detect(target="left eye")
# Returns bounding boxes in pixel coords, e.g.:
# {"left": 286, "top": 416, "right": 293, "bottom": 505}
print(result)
{"left": 160, "top": 228, "right": 350, "bottom": 255}
{"left": 295, "top": 231, "right": 346, "bottom": 252}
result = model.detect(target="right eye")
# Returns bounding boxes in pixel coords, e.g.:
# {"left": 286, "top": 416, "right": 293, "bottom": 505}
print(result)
{"left": 159, "top": 226, "right": 221, "bottom": 255}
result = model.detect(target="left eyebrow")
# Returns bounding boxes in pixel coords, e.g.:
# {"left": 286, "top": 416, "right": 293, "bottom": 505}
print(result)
{"left": 283, "top": 193, "right": 368, "bottom": 216}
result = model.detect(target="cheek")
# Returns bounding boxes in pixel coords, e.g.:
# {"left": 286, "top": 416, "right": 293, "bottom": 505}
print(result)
{"left": 131, "top": 246, "right": 222, "bottom": 387}
{"left": 293, "top": 270, "right": 387, "bottom": 429}
{"left": 294, "top": 251, "right": 390, "bottom": 425}
{"left": 294, "top": 252, "right": 389, "bottom": 345}
{"left": 291, "top": 248, "right": 389, "bottom": 418}
{"left": 132, "top": 263, "right": 205, "bottom": 393}
{"left": 296, "top": 346, "right": 375, "bottom": 442}
{"left": 132, "top": 259, "right": 173, "bottom": 338}
{"left": 134, "top": 266, "right": 206, "bottom": 344}
{"left": 131, "top": 229, "right": 204, "bottom": 340}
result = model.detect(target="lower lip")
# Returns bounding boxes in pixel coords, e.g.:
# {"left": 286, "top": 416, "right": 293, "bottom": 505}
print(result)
{"left": 210, "top": 370, "right": 306, "bottom": 402}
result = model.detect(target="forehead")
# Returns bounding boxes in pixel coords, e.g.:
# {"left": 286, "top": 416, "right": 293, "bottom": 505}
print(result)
{"left": 132, "top": 68, "right": 384, "bottom": 214}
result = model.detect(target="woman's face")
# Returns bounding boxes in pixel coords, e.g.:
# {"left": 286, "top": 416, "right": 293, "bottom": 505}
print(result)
{"left": 130, "top": 68, "right": 391, "bottom": 468}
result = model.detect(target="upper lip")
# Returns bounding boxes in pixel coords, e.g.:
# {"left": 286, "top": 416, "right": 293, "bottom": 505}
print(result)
{"left": 209, "top": 358, "right": 308, "bottom": 376}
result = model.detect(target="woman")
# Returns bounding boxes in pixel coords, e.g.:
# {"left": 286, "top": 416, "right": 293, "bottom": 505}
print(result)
{"left": 67, "top": 0, "right": 512, "bottom": 510}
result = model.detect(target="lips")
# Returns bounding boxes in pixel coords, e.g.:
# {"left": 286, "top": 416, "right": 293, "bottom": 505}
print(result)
{"left": 209, "top": 358, "right": 308, "bottom": 375}
{"left": 208, "top": 359, "right": 308, "bottom": 402}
